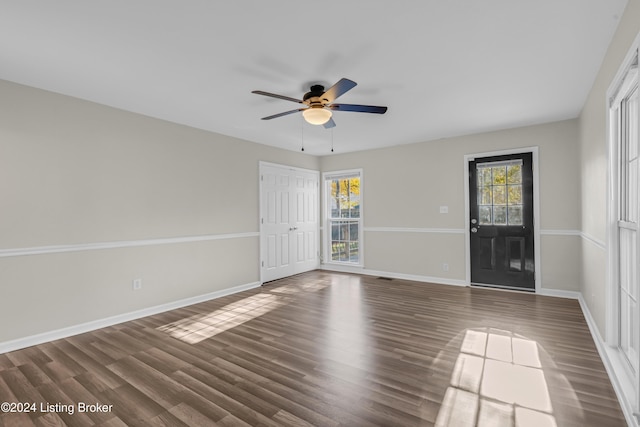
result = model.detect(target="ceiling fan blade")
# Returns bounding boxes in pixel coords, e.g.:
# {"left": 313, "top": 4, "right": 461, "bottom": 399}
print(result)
{"left": 329, "top": 103, "right": 388, "bottom": 114}
{"left": 252, "top": 90, "right": 303, "bottom": 104}
{"left": 260, "top": 109, "right": 305, "bottom": 120}
{"left": 321, "top": 78, "right": 357, "bottom": 103}
{"left": 323, "top": 118, "right": 336, "bottom": 129}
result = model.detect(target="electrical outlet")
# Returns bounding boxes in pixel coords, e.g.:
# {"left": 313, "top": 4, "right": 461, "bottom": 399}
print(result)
{"left": 442, "top": 263, "right": 449, "bottom": 272}
{"left": 132, "top": 279, "right": 142, "bottom": 290}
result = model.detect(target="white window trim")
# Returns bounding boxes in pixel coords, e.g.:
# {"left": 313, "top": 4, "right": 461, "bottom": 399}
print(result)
{"left": 606, "top": 31, "right": 640, "bottom": 427}
{"left": 322, "top": 169, "right": 364, "bottom": 267}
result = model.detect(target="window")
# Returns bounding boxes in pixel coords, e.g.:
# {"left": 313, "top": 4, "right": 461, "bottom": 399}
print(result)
{"left": 477, "top": 160, "right": 523, "bottom": 226}
{"left": 324, "top": 170, "right": 362, "bottom": 265}
{"left": 607, "top": 41, "right": 640, "bottom": 420}
{"left": 611, "top": 54, "right": 639, "bottom": 374}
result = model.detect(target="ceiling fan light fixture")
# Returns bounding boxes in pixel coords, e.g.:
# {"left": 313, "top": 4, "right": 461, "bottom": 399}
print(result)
{"left": 302, "top": 107, "right": 332, "bottom": 125}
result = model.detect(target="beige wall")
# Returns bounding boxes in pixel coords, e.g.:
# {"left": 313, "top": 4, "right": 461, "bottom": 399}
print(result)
{"left": 320, "top": 119, "right": 581, "bottom": 290}
{"left": 3, "top": 0, "right": 638, "bottom": 346}
{"left": 0, "top": 79, "right": 318, "bottom": 342}
{"left": 578, "top": 0, "right": 640, "bottom": 336}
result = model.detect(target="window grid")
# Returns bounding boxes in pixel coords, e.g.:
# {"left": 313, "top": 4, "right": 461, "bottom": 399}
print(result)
{"left": 477, "top": 162, "right": 523, "bottom": 226}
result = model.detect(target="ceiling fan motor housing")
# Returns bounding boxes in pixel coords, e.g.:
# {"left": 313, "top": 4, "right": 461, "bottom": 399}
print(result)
{"left": 303, "top": 85, "right": 327, "bottom": 105}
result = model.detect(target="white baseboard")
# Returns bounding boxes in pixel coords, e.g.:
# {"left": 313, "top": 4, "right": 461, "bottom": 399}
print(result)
{"left": 577, "top": 294, "right": 638, "bottom": 427}
{"left": 319, "top": 264, "right": 468, "bottom": 287}
{"left": 0, "top": 281, "right": 261, "bottom": 354}
{"left": 537, "top": 288, "right": 581, "bottom": 299}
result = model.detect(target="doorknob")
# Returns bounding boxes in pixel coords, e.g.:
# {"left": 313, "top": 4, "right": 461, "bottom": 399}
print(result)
{"left": 289, "top": 226, "right": 298, "bottom": 231}
{"left": 471, "top": 227, "right": 478, "bottom": 233}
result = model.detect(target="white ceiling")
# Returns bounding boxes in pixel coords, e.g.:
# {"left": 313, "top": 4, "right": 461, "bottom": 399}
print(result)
{"left": 0, "top": 1, "right": 629, "bottom": 155}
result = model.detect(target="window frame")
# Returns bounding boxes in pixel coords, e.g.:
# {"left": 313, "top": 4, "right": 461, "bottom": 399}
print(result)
{"left": 610, "top": 56, "right": 639, "bottom": 375}
{"left": 606, "top": 37, "right": 640, "bottom": 423}
{"left": 322, "top": 169, "right": 364, "bottom": 267}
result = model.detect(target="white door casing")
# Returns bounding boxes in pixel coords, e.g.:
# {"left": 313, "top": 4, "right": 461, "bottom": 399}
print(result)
{"left": 463, "top": 147, "right": 542, "bottom": 293}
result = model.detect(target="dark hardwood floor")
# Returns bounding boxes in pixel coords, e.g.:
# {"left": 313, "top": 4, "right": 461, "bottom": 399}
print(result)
{"left": 0, "top": 271, "right": 627, "bottom": 426}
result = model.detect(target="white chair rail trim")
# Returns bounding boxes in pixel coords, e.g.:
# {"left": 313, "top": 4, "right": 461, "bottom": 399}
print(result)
{"left": 0, "top": 232, "right": 260, "bottom": 258}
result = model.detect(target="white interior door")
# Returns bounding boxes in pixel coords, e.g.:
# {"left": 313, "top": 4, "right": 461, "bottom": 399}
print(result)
{"left": 260, "top": 163, "right": 319, "bottom": 282}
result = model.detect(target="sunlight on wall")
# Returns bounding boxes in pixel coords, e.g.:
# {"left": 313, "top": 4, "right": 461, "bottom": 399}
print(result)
{"left": 157, "top": 293, "right": 286, "bottom": 344}
{"left": 434, "top": 328, "right": 569, "bottom": 427}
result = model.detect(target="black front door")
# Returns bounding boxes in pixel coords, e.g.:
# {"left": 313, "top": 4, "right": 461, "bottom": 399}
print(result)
{"left": 469, "top": 152, "right": 535, "bottom": 290}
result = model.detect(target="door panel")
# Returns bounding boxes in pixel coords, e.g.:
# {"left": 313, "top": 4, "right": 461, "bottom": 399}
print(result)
{"left": 506, "top": 237, "right": 525, "bottom": 272}
{"left": 292, "top": 171, "right": 318, "bottom": 273}
{"left": 478, "top": 236, "right": 496, "bottom": 270}
{"left": 296, "top": 232, "right": 305, "bottom": 262}
{"left": 261, "top": 166, "right": 294, "bottom": 281}
{"left": 280, "top": 233, "right": 290, "bottom": 266}
{"left": 469, "top": 153, "right": 535, "bottom": 290}
{"left": 267, "top": 235, "right": 276, "bottom": 268}
{"left": 261, "top": 164, "right": 319, "bottom": 282}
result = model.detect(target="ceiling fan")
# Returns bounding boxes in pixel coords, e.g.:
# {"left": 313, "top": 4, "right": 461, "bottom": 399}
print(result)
{"left": 252, "top": 78, "right": 387, "bottom": 128}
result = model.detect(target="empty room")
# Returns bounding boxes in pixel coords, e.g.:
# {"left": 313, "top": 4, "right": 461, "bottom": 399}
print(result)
{"left": 1, "top": 1, "right": 640, "bottom": 426}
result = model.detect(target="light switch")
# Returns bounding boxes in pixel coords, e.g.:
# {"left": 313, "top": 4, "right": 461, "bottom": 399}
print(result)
{"left": 440, "top": 206, "right": 449, "bottom": 214}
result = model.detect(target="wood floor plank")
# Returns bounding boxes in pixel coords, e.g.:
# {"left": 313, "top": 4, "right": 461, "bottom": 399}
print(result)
{"left": 0, "top": 412, "right": 36, "bottom": 427}
{"left": 106, "top": 355, "right": 190, "bottom": 410}
{"left": 98, "top": 383, "right": 165, "bottom": 427}
{"left": 0, "top": 271, "right": 628, "bottom": 426}
{"left": 56, "top": 377, "right": 115, "bottom": 425}
{"left": 18, "top": 363, "right": 53, "bottom": 389}
{"left": 171, "top": 368, "right": 283, "bottom": 427}
{"left": 0, "top": 354, "right": 15, "bottom": 372}
{"left": 167, "top": 402, "right": 222, "bottom": 427}
{"left": 5, "top": 346, "right": 52, "bottom": 368}
{"left": 0, "top": 367, "right": 48, "bottom": 422}
{"left": 32, "top": 412, "right": 65, "bottom": 427}
{"left": 37, "top": 381, "right": 95, "bottom": 427}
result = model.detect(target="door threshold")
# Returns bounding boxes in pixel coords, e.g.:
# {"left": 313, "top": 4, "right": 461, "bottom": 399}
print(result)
{"left": 470, "top": 282, "right": 535, "bottom": 293}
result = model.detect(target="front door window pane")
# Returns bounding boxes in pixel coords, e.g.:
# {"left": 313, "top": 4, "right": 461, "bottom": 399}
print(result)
{"left": 493, "top": 186, "right": 507, "bottom": 205}
{"left": 508, "top": 185, "right": 522, "bottom": 204}
{"left": 479, "top": 186, "right": 492, "bottom": 205}
{"left": 492, "top": 166, "right": 507, "bottom": 184}
{"left": 508, "top": 206, "right": 523, "bottom": 225}
{"left": 479, "top": 206, "right": 492, "bottom": 225}
{"left": 507, "top": 164, "right": 522, "bottom": 183}
{"left": 494, "top": 206, "right": 507, "bottom": 225}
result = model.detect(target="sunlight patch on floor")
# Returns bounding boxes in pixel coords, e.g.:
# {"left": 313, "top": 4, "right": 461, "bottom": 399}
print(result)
{"left": 324, "top": 280, "right": 372, "bottom": 368}
{"left": 435, "top": 328, "right": 558, "bottom": 427}
{"left": 157, "top": 293, "right": 285, "bottom": 344}
{"left": 268, "top": 281, "right": 328, "bottom": 294}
